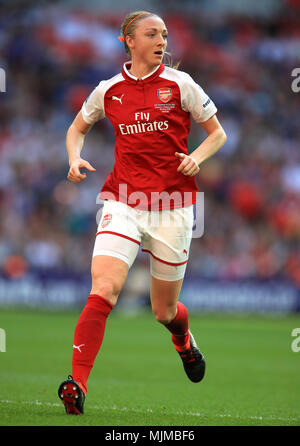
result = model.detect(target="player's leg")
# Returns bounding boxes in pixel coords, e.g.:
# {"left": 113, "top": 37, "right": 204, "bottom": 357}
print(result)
{"left": 150, "top": 275, "right": 186, "bottom": 339}
{"left": 71, "top": 200, "right": 141, "bottom": 396}
{"left": 58, "top": 256, "right": 128, "bottom": 415}
{"left": 59, "top": 200, "right": 141, "bottom": 414}
{"left": 144, "top": 205, "right": 192, "bottom": 348}
{"left": 144, "top": 205, "right": 205, "bottom": 382}
{"left": 90, "top": 254, "right": 129, "bottom": 306}
{"left": 59, "top": 255, "right": 129, "bottom": 415}
{"left": 150, "top": 269, "right": 189, "bottom": 349}
{"left": 150, "top": 269, "right": 205, "bottom": 383}
{"left": 71, "top": 255, "right": 129, "bottom": 395}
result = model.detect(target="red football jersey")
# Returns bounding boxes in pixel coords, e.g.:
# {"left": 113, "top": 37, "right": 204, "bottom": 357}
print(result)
{"left": 81, "top": 62, "right": 217, "bottom": 210}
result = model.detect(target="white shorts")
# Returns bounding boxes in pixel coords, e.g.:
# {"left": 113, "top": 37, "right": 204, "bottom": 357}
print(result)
{"left": 93, "top": 200, "right": 193, "bottom": 281}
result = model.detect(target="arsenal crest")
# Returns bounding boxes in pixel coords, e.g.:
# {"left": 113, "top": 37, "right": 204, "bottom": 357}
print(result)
{"left": 157, "top": 88, "right": 172, "bottom": 103}
{"left": 101, "top": 213, "right": 112, "bottom": 228}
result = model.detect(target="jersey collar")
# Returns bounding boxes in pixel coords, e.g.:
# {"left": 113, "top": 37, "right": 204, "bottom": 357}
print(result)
{"left": 122, "top": 61, "right": 165, "bottom": 84}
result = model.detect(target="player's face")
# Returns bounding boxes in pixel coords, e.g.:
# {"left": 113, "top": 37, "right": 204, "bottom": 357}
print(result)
{"left": 127, "top": 16, "right": 168, "bottom": 67}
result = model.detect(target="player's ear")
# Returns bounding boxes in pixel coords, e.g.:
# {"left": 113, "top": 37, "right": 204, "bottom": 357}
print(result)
{"left": 126, "top": 35, "right": 135, "bottom": 52}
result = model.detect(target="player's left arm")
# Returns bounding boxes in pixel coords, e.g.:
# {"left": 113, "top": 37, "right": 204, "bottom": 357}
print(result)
{"left": 176, "top": 115, "right": 226, "bottom": 176}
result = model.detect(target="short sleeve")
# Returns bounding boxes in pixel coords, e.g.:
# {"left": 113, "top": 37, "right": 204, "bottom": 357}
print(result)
{"left": 81, "top": 82, "right": 106, "bottom": 125}
{"left": 181, "top": 74, "right": 217, "bottom": 123}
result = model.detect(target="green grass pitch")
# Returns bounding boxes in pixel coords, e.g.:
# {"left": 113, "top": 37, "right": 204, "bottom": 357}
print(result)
{"left": 0, "top": 308, "right": 299, "bottom": 426}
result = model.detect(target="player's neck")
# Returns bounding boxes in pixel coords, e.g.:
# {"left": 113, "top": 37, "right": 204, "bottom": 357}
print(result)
{"left": 129, "top": 60, "right": 160, "bottom": 80}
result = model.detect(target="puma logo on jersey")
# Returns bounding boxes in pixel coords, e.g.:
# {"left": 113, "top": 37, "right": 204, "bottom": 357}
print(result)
{"left": 112, "top": 94, "right": 124, "bottom": 104}
{"left": 73, "top": 344, "right": 85, "bottom": 353}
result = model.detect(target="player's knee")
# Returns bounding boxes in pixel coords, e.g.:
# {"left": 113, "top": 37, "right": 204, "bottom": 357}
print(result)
{"left": 90, "top": 278, "right": 121, "bottom": 306}
{"left": 153, "top": 308, "right": 175, "bottom": 325}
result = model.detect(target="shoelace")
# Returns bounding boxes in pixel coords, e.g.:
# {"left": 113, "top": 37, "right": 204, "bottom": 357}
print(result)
{"left": 179, "top": 347, "right": 201, "bottom": 363}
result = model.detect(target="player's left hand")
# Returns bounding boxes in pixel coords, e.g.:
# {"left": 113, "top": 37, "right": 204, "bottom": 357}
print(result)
{"left": 175, "top": 152, "right": 200, "bottom": 176}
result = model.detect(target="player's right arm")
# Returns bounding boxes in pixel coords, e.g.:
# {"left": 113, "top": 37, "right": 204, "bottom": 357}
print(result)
{"left": 66, "top": 111, "right": 97, "bottom": 183}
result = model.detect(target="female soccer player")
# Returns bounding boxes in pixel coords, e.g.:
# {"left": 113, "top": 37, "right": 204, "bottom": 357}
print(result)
{"left": 58, "top": 10, "right": 227, "bottom": 415}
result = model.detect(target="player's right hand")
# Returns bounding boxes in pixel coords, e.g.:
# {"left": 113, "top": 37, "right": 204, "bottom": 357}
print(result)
{"left": 67, "top": 158, "right": 96, "bottom": 183}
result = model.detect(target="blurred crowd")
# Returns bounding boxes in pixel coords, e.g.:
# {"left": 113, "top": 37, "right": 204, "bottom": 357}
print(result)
{"left": 0, "top": 1, "right": 300, "bottom": 289}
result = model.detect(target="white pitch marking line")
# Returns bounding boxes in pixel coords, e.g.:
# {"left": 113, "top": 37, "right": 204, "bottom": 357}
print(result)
{"left": 0, "top": 399, "right": 298, "bottom": 423}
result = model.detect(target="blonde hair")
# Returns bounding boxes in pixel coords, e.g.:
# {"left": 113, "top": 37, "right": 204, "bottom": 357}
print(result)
{"left": 120, "top": 10, "right": 180, "bottom": 69}
{"left": 120, "top": 11, "right": 155, "bottom": 55}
